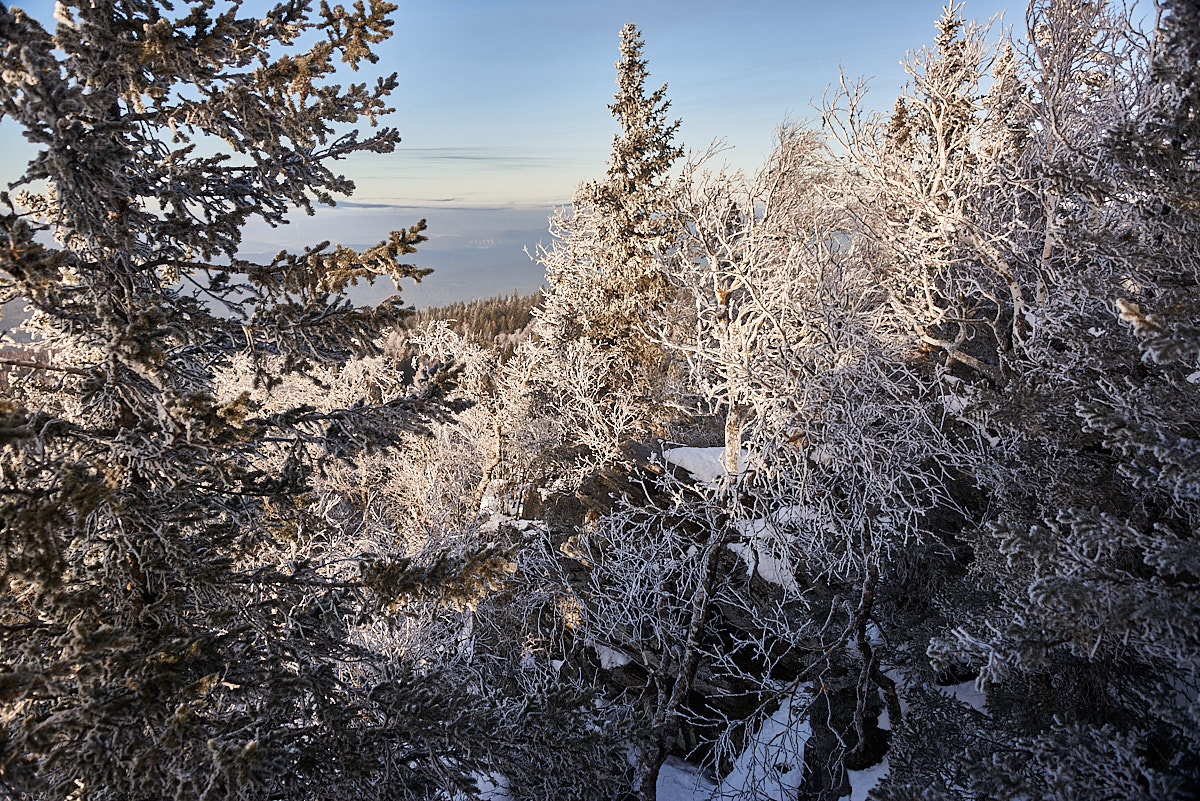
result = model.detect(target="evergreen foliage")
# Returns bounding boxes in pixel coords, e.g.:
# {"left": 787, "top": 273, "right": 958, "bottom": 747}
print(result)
{"left": 0, "top": 1, "right": 622, "bottom": 798}
{"left": 534, "top": 24, "right": 684, "bottom": 421}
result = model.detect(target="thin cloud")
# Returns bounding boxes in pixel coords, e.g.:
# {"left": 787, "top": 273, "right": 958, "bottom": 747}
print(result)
{"left": 335, "top": 199, "right": 464, "bottom": 209}
{"left": 394, "top": 146, "right": 567, "bottom": 168}
{"left": 331, "top": 199, "right": 567, "bottom": 213}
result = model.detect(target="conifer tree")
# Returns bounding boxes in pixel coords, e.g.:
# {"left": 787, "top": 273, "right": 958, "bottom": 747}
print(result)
{"left": 0, "top": 1, "right": 622, "bottom": 798}
{"left": 534, "top": 23, "right": 684, "bottom": 445}
{"left": 590, "top": 22, "right": 684, "bottom": 320}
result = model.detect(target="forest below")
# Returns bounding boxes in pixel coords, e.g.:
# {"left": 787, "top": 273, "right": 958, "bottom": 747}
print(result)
{"left": 1, "top": 0, "right": 1198, "bottom": 800}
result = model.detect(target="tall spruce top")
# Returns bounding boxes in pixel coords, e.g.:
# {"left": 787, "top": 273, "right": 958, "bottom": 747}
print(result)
{"left": 607, "top": 23, "right": 683, "bottom": 198}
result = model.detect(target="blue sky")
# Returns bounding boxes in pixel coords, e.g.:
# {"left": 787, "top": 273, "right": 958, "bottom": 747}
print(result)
{"left": 0, "top": 0, "right": 1018, "bottom": 206}
{"left": 340, "top": 0, "right": 1012, "bottom": 208}
{"left": 0, "top": 0, "right": 1012, "bottom": 303}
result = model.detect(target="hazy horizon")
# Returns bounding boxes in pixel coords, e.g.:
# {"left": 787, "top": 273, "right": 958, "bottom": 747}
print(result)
{"left": 237, "top": 202, "right": 553, "bottom": 308}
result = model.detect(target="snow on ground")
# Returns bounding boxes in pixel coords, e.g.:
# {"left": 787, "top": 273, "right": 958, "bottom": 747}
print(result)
{"left": 664, "top": 446, "right": 745, "bottom": 486}
{"left": 593, "top": 642, "right": 633, "bottom": 670}
{"left": 472, "top": 773, "right": 510, "bottom": 800}
{"left": 657, "top": 757, "right": 717, "bottom": 801}
{"left": 664, "top": 448, "right": 804, "bottom": 594}
{"left": 848, "top": 756, "right": 890, "bottom": 801}
{"left": 729, "top": 517, "right": 801, "bottom": 595}
{"left": 446, "top": 772, "right": 510, "bottom": 801}
{"left": 715, "top": 694, "right": 808, "bottom": 799}
{"left": 656, "top": 689, "right": 893, "bottom": 801}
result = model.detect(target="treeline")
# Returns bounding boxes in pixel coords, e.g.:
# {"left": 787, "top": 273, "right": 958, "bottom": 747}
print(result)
{"left": 408, "top": 289, "right": 542, "bottom": 346}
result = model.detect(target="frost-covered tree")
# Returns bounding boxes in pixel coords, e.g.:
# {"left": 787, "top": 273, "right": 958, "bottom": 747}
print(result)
{"left": 533, "top": 23, "right": 685, "bottom": 449}
{"left": 241, "top": 327, "right": 635, "bottom": 801}
{"left": 825, "top": 2, "right": 1017, "bottom": 384}
{"left": 0, "top": 1, "right": 620, "bottom": 798}
{"left": 553, "top": 122, "right": 949, "bottom": 800}
{"left": 823, "top": 2, "right": 1200, "bottom": 797}
{"left": 661, "top": 123, "right": 960, "bottom": 798}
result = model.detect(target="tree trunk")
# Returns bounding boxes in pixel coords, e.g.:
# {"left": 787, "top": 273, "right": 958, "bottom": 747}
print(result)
{"left": 723, "top": 403, "right": 742, "bottom": 478}
{"left": 637, "top": 532, "right": 727, "bottom": 801}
